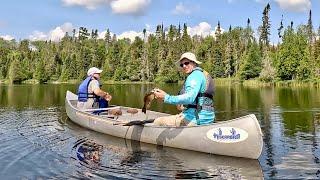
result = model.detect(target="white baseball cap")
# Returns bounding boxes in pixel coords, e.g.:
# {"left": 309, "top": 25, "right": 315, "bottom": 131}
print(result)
{"left": 176, "top": 52, "right": 202, "bottom": 67}
{"left": 87, "top": 67, "right": 103, "bottom": 76}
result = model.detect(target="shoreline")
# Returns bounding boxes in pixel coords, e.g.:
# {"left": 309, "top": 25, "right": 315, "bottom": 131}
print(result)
{"left": 1, "top": 78, "right": 320, "bottom": 87}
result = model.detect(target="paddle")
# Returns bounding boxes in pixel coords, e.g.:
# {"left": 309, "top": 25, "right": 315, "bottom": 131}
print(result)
{"left": 81, "top": 106, "right": 120, "bottom": 112}
{"left": 113, "top": 119, "right": 155, "bottom": 126}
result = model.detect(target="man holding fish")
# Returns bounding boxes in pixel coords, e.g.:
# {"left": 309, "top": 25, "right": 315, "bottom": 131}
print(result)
{"left": 153, "top": 52, "right": 215, "bottom": 126}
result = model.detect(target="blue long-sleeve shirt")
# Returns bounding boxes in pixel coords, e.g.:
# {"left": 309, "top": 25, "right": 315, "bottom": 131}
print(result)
{"left": 164, "top": 68, "right": 215, "bottom": 125}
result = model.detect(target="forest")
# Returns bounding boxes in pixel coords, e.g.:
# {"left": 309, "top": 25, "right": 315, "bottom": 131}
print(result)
{"left": 0, "top": 4, "right": 320, "bottom": 84}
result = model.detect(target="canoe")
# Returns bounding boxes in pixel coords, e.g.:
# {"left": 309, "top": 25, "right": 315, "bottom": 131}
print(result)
{"left": 65, "top": 91, "right": 263, "bottom": 159}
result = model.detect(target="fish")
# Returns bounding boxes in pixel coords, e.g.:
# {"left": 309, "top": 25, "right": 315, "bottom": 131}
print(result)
{"left": 127, "top": 108, "right": 138, "bottom": 115}
{"left": 108, "top": 108, "right": 122, "bottom": 116}
{"left": 142, "top": 91, "right": 155, "bottom": 113}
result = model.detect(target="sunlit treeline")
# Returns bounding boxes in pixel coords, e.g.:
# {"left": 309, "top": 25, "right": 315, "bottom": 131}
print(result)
{"left": 0, "top": 4, "right": 320, "bottom": 84}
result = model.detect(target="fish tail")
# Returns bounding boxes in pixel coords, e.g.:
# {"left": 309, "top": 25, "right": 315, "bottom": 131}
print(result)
{"left": 142, "top": 105, "right": 146, "bottom": 113}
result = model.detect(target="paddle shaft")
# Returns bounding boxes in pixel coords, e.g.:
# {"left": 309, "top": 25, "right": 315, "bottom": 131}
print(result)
{"left": 113, "top": 119, "right": 155, "bottom": 126}
{"left": 82, "top": 106, "right": 120, "bottom": 112}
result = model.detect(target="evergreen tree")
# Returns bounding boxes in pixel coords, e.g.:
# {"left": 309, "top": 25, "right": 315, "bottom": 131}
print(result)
{"left": 307, "top": 10, "right": 314, "bottom": 44}
{"left": 276, "top": 27, "right": 308, "bottom": 80}
{"left": 34, "top": 58, "right": 48, "bottom": 83}
{"left": 7, "top": 51, "right": 27, "bottom": 83}
{"left": 238, "top": 42, "right": 262, "bottom": 80}
{"left": 79, "top": 27, "right": 89, "bottom": 41}
{"left": 297, "top": 46, "right": 312, "bottom": 80}
{"left": 277, "top": 15, "right": 284, "bottom": 39}
{"left": 259, "top": 50, "right": 276, "bottom": 82}
{"left": 211, "top": 21, "right": 224, "bottom": 78}
{"left": 224, "top": 29, "right": 234, "bottom": 77}
{"left": 181, "top": 23, "right": 192, "bottom": 52}
{"left": 104, "top": 28, "right": 112, "bottom": 45}
{"left": 259, "top": 3, "right": 271, "bottom": 46}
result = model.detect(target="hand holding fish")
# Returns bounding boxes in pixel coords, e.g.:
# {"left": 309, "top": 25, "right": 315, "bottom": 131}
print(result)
{"left": 176, "top": 104, "right": 184, "bottom": 111}
{"left": 153, "top": 88, "right": 166, "bottom": 101}
{"left": 104, "top": 93, "right": 112, "bottom": 101}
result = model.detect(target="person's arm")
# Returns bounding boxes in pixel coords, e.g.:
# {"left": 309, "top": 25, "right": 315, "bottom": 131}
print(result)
{"left": 154, "top": 72, "right": 202, "bottom": 105}
{"left": 91, "top": 80, "right": 112, "bottom": 101}
{"left": 94, "top": 88, "right": 112, "bottom": 101}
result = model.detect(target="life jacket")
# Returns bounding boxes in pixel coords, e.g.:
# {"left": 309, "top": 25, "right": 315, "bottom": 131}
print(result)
{"left": 179, "top": 67, "right": 214, "bottom": 111}
{"left": 77, "top": 76, "right": 99, "bottom": 102}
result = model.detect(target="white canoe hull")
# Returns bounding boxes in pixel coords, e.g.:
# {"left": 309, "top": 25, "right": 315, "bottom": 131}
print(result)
{"left": 65, "top": 91, "right": 263, "bottom": 159}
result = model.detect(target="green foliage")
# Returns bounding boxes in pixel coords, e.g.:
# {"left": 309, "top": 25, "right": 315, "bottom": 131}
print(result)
{"left": 238, "top": 42, "right": 262, "bottom": 80}
{"left": 259, "top": 50, "right": 276, "bottom": 82}
{"left": 275, "top": 27, "right": 308, "bottom": 80}
{"left": 34, "top": 58, "right": 48, "bottom": 83}
{"left": 8, "top": 51, "right": 28, "bottom": 83}
{"left": 0, "top": 9, "right": 319, "bottom": 84}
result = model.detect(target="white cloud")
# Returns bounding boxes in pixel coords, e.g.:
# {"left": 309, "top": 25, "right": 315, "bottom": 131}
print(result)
{"left": 62, "top": 0, "right": 151, "bottom": 15}
{"left": 187, "top": 22, "right": 213, "bottom": 37}
{"left": 110, "top": 0, "right": 151, "bottom": 15}
{"left": 29, "top": 31, "right": 47, "bottom": 41}
{"left": 49, "top": 27, "right": 68, "bottom": 42}
{"left": 228, "top": 0, "right": 264, "bottom": 3}
{"left": 118, "top": 27, "right": 152, "bottom": 42}
{"left": 118, "top": 31, "right": 143, "bottom": 41}
{"left": 145, "top": 24, "right": 151, "bottom": 31}
{"left": 60, "top": 22, "right": 74, "bottom": 32}
{"left": 274, "top": 0, "right": 311, "bottom": 12}
{"left": 98, "top": 29, "right": 114, "bottom": 39}
{"left": 185, "top": 22, "right": 225, "bottom": 39}
{"left": 0, "top": 35, "right": 14, "bottom": 41}
{"left": 172, "top": 2, "right": 191, "bottom": 15}
{"left": 29, "top": 22, "right": 74, "bottom": 42}
{"left": 62, "top": 0, "right": 110, "bottom": 10}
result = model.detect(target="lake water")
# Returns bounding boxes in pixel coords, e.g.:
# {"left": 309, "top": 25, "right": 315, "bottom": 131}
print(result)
{"left": 0, "top": 84, "right": 320, "bottom": 179}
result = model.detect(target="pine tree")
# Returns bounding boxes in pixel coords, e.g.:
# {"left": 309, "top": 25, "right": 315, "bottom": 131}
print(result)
{"left": 307, "top": 10, "right": 314, "bottom": 44}
{"left": 259, "top": 50, "right": 276, "bottom": 82}
{"left": 79, "top": 27, "right": 89, "bottom": 41}
{"left": 7, "top": 51, "right": 27, "bottom": 83}
{"left": 276, "top": 27, "right": 308, "bottom": 80}
{"left": 297, "top": 46, "right": 312, "bottom": 80}
{"left": 181, "top": 23, "right": 192, "bottom": 52}
{"left": 34, "top": 58, "right": 48, "bottom": 83}
{"left": 238, "top": 41, "right": 262, "bottom": 80}
{"left": 104, "top": 28, "right": 111, "bottom": 45}
{"left": 277, "top": 15, "right": 284, "bottom": 39}
{"left": 259, "top": 3, "right": 271, "bottom": 46}
{"left": 224, "top": 29, "right": 233, "bottom": 77}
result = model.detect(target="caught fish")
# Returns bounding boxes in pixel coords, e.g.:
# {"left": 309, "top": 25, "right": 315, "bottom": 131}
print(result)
{"left": 142, "top": 91, "right": 155, "bottom": 113}
{"left": 108, "top": 108, "right": 122, "bottom": 116}
{"left": 127, "top": 108, "right": 138, "bottom": 115}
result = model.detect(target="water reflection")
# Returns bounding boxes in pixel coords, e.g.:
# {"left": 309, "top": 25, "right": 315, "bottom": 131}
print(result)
{"left": 74, "top": 139, "right": 103, "bottom": 166}
{"left": 1, "top": 84, "right": 320, "bottom": 178}
{"left": 68, "top": 123, "right": 263, "bottom": 179}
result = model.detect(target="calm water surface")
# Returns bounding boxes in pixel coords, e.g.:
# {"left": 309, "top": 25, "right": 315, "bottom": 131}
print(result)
{"left": 0, "top": 84, "right": 320, "bottom": 179}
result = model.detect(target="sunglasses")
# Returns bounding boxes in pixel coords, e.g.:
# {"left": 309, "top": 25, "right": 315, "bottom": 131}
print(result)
{"left": 180, "top": 61, "right": 190, "bottom": 67}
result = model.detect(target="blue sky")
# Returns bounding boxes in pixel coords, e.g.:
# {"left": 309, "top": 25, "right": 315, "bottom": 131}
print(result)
{"left": 0, "top": 0, "right": 319, "bottom": 43}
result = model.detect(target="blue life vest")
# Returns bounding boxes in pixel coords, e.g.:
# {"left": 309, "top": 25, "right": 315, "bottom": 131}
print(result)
{"left": 179, "top": 67, "right": 214, "bottom": 110}
{"left": 78, "top": 76, "right": 109, "bottom": 114}
{"left": 78, "top": 76, "right": 97, "bottom": 102}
